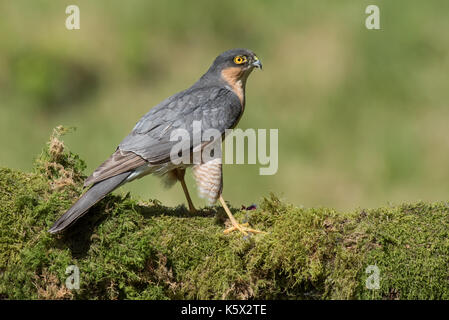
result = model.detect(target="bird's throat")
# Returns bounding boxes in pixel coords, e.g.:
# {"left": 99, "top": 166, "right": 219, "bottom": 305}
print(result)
{"left": 221, "top": 67, "right": 247, "bottom": 106}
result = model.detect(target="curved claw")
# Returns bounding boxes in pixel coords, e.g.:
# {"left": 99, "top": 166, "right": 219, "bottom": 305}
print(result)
{"left": 223, "top": 222, "right": 266, "bottom": 235}
{"left": 219, "top": 195, "right": 266, "bottom": 236}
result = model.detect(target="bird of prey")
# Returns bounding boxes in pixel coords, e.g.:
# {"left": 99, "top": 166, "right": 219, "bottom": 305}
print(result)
{"left": 49, "top": 48, "right": 263, "bottom": 236}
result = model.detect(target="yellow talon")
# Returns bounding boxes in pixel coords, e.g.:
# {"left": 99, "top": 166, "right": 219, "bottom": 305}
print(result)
{"left": 219, "top": 196, "right": 266, "bottom": 236}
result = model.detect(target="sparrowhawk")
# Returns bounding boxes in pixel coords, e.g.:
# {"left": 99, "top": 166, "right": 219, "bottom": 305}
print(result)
{"left": 49, "top": 48, "right": 263, "bottom": 236}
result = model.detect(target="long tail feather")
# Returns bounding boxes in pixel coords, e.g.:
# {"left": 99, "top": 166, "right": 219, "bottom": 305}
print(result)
{"left": 48, "top": 171, "right": 132, "bottom": 234}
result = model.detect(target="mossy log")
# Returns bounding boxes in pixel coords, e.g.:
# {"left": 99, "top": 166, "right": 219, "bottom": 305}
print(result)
{"left": 1, "top": 127, "right": 449, "bottom": 300}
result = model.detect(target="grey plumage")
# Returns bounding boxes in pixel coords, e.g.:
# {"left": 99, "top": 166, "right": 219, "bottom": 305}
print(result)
{"left": 48, "top": 172, "right": 131, "bottom": 233}
{"left": 84, "top": 149, "right": 147, "bottom": 187}
{"left": 119, "top": 87, "right": 241, "bottom": 163}
{"left": 49, "top": 48, "right": 261, "bottom": 234}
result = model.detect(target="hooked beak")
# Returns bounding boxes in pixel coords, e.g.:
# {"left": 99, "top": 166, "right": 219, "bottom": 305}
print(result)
{"left": 252, "top": 58, "right": 262, "bottom": 70}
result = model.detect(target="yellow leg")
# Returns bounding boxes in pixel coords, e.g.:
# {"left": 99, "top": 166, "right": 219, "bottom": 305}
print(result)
{"left": 175, "top": 169, "right": 196, "bottom": 213}
{"left": 219, "top": 195, "right": 265, "bottom": 235}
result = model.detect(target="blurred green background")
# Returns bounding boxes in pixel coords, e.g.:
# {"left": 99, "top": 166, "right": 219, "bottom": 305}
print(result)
{"left": 1, "top": 0, "right": 448, "bottom": 210}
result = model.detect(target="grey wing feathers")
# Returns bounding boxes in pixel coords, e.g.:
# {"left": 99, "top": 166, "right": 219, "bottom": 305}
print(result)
{"left": 48, "top": 171, "right": 131, "bottom": 233}
{"left": 84, "top": 149, "right": 148, "bottom": 187}
{"left": 119, "top": 86, "right": 242, "bottom": 163}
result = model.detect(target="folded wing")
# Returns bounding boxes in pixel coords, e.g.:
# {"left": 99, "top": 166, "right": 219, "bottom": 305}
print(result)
{"left": 84, "top": 149, "right": 148, "bottom": 187}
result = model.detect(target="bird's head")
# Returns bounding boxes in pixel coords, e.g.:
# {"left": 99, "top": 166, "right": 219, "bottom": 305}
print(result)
{"left": 202, "top": 48, "right": 262, "bottom": 86}
{"left": 213, "top": 48, "right": 262, "bottom": 72}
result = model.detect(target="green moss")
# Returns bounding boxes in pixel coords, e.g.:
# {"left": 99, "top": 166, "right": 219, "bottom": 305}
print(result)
{"left": 1, "top": 128, "right": 449, "bottom": 299}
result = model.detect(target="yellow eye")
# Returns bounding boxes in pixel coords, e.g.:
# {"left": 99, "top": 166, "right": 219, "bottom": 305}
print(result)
{"left": 234, "top": 55, "right": 247, "bottom": 64}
